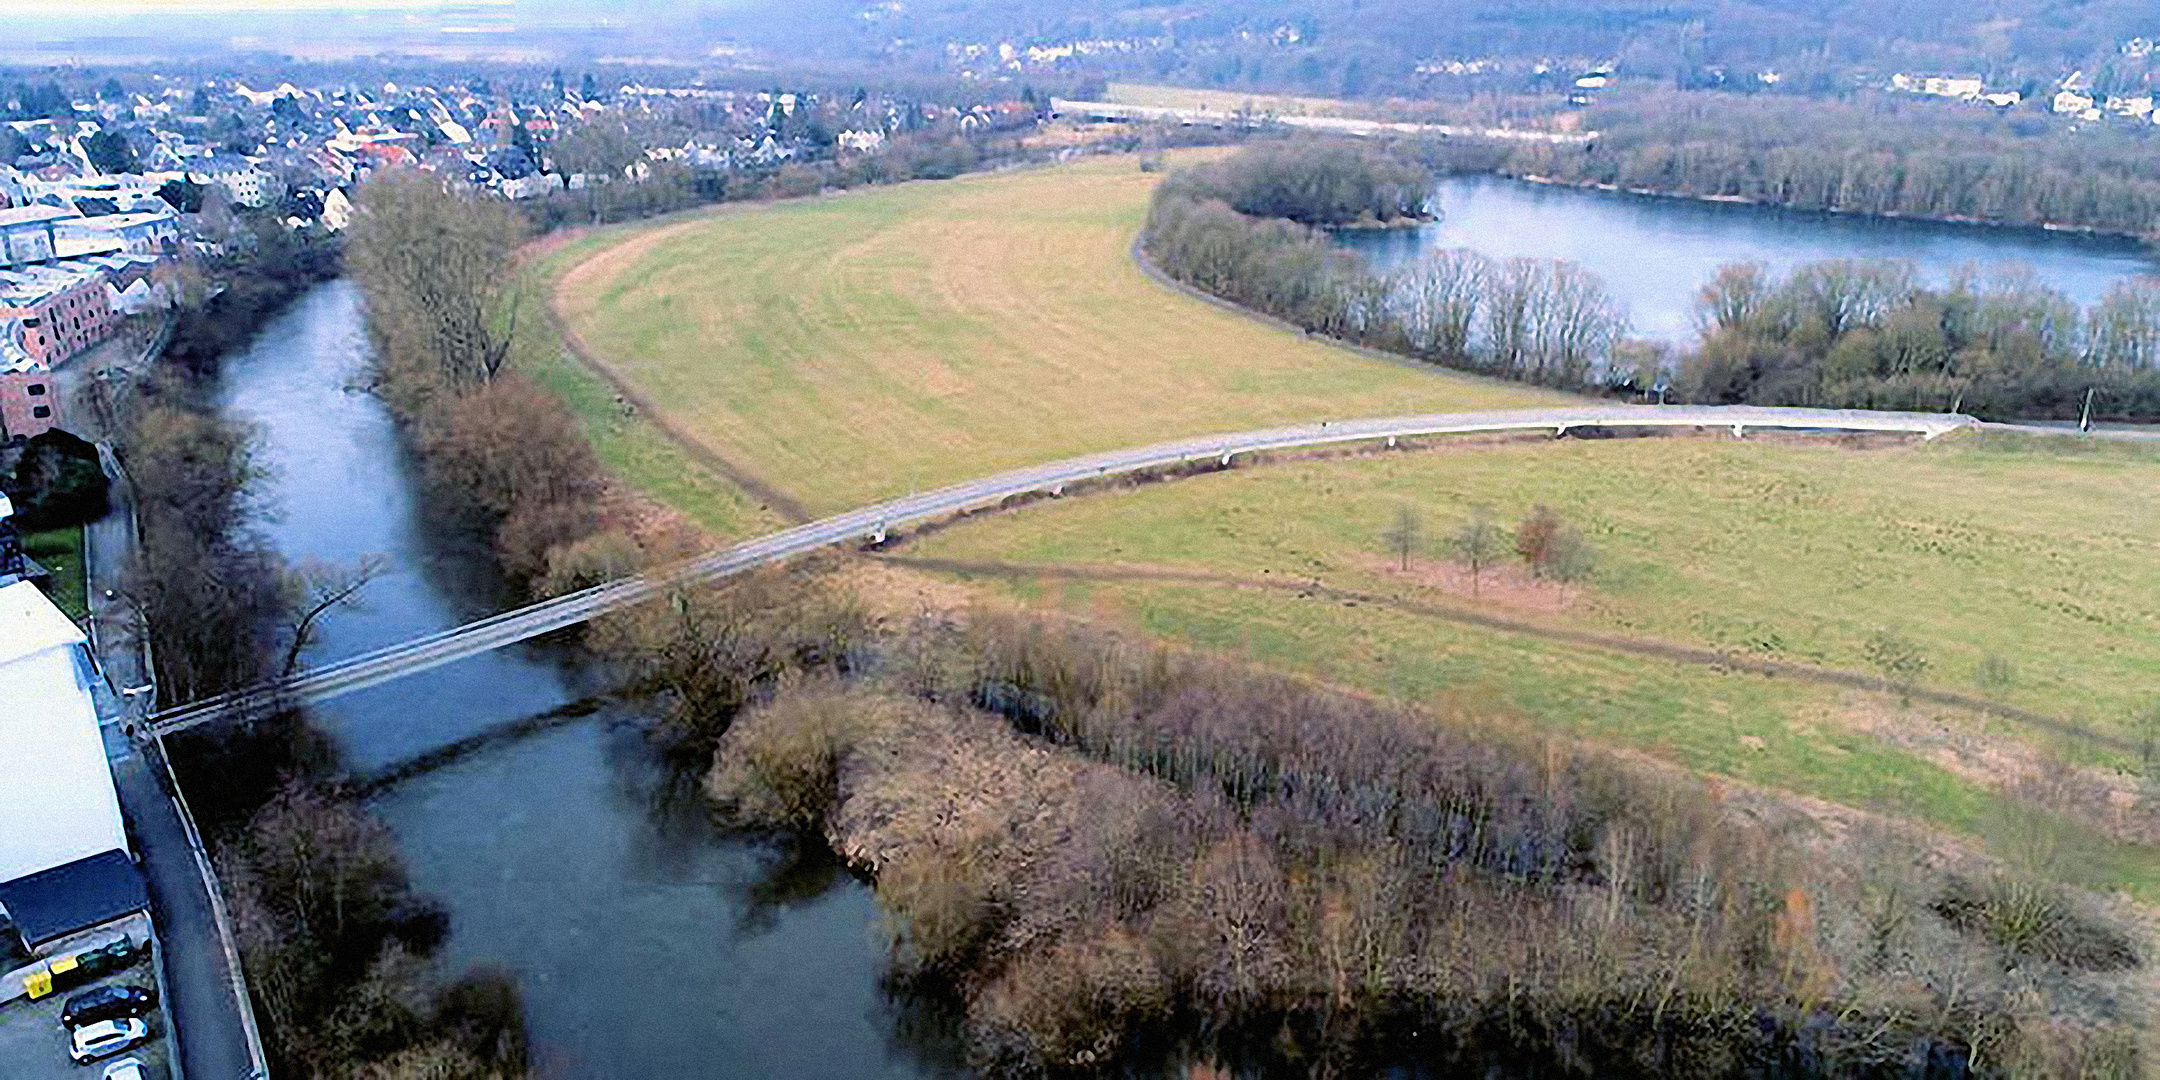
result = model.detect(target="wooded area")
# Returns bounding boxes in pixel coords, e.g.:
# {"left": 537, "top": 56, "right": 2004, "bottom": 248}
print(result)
{"left": 1679, "top": 259, "right": 2160, "bottom": 418}
{"left": 1513, "top": 94, "right": 2160, "bottom": 239}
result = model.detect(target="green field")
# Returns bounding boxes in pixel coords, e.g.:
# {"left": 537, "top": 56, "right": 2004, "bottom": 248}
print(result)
{"left": 900, "top": 433, "right": 2160, "bottom": 867}
{"left": 24, "top": 526, "right": 85, "bottom": 621}
{"left": 552, "top": 155, "right": 1561, "bottom": 518}
{"left": 512, "top": 233, "right": 785, "bottom": 540}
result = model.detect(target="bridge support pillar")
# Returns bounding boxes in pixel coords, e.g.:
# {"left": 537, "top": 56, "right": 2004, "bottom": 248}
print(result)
{"left": 1554, "top": 425, "right": 1570, "bottom": 438}
{"left": 1731, "top": 424, "right": 1746, "bottom": 440}
{"left": 871, "top": 523, "right": 886, "bottom": 545}
{"left": 1219, "top": 451, "right": 1234, "bottom": 466}
{"left": 1385, "top": 435, "right": 1397, "bottom": 449}
{"left": 1050, "top": 483, "right": 1064, "bottom": 496}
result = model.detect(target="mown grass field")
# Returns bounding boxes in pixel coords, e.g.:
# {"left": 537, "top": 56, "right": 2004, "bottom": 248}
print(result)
{"left": 512, "top": 233, "right": 784, "bottom": 540}
{"left": 901, "top": 432, "right": 2160, "bottom": 885}
{"left": 24, "top": 525, "right": 84, "bottom": 621}
{"left": 551, "top": 155, "right": 1562, "bottom": 517}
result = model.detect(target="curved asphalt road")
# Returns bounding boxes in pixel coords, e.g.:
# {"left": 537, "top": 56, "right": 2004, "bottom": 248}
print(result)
{"left": 147, "top": 404, "right": 1984, "bottom": 734}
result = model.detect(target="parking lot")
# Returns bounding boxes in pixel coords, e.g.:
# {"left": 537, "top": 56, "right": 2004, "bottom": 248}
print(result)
{"left": 0, "top": 968, "right": 171, "bottom": 1080}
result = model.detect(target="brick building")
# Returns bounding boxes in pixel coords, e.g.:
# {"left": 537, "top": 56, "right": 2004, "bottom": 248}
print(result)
{"left": 0, "top": 266, "right": 119, "bottom": 367}
{"left": 0, "top": 370, "right": 60, "bottom": 441}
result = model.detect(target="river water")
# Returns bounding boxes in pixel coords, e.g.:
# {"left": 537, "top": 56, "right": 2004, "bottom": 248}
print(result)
{"left": 212, "top": 282, "right": 965, "bottom": 1080}
{"left": 1339, "top": 176, "right": 2160, "bottom": 343}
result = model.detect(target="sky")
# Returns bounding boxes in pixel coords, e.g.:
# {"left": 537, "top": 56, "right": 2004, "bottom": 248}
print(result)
{"left": 0, "top": 1, "right": 516, "bottom": 12}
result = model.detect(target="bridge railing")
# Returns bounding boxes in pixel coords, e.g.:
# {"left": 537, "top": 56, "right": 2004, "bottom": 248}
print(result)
{"left": 147, "top": 405, "right": 1976, "bottom": 734}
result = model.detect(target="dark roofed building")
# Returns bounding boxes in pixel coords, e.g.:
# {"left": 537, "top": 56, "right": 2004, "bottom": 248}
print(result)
{"left": 0, "top": 850, "right": 147, "bottom": 953}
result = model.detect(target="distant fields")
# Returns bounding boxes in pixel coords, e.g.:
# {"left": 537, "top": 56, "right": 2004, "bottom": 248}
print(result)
{"left": 551, "top": 155, "right": 1561, "bottom": 517}
{"left": 1103, "top": 81, "right": 1376, "bottom": 118}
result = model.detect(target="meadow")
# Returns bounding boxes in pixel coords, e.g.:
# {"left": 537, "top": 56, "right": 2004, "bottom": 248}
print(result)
{"left": 897, "top": 432, "right": 2160, "bottom": 882}
{"left": 550, "top": 155, "right": 1560, "bottom": 518}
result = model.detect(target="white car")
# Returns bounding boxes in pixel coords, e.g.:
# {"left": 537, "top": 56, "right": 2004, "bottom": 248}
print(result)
{"left": 69, "top": 1017, "right": 149, "bottom": 1064}
{"left": 103, "top": 1058, "right": 148, "bottom": 1080}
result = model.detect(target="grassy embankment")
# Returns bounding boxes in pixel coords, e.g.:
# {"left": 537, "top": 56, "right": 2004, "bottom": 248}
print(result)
{"left": 542, "top": 154, "right": 2160, "bottom": 892}
{"left": 25, "top": 525, "right": 86, "bottom": 621}
{"left": 549, "top": 154, "right": 1561, "bottom": 519}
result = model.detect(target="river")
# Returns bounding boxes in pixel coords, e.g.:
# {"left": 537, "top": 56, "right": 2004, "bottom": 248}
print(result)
{"left": 212, "top": 282, "right": 966, "bottom": 1080}
{"left": 1338, "top": 176, "right": 2160, "bottom": 343}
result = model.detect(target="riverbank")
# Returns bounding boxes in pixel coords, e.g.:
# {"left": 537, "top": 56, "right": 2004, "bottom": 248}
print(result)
{"left": 1509, "top": 172, "right": 2160, "bottom": 245}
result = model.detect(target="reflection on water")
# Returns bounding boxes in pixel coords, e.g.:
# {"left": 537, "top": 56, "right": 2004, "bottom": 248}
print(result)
{"left": 1340, "top": 176, "right": 2158, "bottom": 343}
{"left": 213, "top": 281, "right": 968, "bottom": 1079}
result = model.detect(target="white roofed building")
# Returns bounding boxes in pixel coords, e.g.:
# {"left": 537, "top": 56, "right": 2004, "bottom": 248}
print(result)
{"left": 0, "top": 579, "right": 147, "bottom": 957}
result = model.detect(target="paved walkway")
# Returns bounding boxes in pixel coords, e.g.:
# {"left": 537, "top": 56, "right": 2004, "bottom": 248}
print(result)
{"left": 87, "top": 443, "right": 267, "bottom": 1080}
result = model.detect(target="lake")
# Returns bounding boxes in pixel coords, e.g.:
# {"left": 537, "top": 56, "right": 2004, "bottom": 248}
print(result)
{"left": 1337, "top": 176, "right": 2160, "bottom": 344}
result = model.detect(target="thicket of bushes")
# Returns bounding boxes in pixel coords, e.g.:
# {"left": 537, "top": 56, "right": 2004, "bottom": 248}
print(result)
{"left": 653, "top": 572, "right": 2144, "bottom": 1078}
{"left": 1678, "top": 260, "right": 2160, "bottom": 419}
{"left": 1157, "top": 140, "right": 1432, "bottom": 226}
{"left": 346, "top": 172, "right": 613, "bottom": 583}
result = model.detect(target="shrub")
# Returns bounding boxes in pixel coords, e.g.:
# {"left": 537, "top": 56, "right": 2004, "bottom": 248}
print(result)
{"left": 5, "top": 429, "right": 110, "bottom": 529}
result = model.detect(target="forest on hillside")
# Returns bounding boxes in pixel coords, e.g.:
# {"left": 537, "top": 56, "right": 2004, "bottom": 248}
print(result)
{"left": 710, "top": 0, "right": 2159, "bottom": 100}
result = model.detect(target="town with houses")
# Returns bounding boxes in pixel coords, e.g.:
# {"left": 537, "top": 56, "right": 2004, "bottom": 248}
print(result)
{"left": 0, "top": 69, "right": 1053, "bottom": 443}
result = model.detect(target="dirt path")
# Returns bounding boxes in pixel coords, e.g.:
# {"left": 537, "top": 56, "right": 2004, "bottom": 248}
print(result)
{"left": 876, "top": 553, "right": 2129, "bottom": 754}
{"left": 545, "top": 224, "right": 815, "bottom": 524}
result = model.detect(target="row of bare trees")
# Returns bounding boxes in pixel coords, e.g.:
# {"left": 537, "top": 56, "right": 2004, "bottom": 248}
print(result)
{"left": 347, "top": 173, "right": 613, "bottom": 583}
{"left": 1144, "top": 146, "right": 1628, "bottom": 391}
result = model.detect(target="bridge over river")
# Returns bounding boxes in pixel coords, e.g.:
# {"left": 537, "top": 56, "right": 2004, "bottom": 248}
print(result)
{"left": 146, "top": 404, "right": 1982, "bottom": 735}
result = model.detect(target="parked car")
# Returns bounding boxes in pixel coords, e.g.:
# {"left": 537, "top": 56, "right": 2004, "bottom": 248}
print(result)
{"left": 102, "top": 1058, "right": 147, "bottom": 1080}
{"left": 69, "top": 1017, "right": 149, "bottom": 1064}
{"left": 61, "top": 984, "right": 157, "bottom": 1028}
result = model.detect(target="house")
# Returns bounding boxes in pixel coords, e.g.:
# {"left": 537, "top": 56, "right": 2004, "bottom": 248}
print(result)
{"left": 0, "top": 205, "right": 76, "bottom": 269}
{"left": 0, "top": 579, "right": 148, "bottom": 959}
{"left": 2106, "top": 95, "right": 2154, "bottom": 119}
{"left": 321, "top": 187, "right": 353, "bottom": 231}
{"left": 837, "top": 129, "right": 886, "bottom": 153}
{"left": 2053, "top": 89, "right": 2097, "bottom": 115}
{"left": 1890, "top": 73, "right": 1985, "bottom": 100}
{"left": 192, "top": 153, "right": 277, "bottom": 206}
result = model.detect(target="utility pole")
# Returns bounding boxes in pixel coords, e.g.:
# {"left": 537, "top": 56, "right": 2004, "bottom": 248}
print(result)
{"left": 2080, "top": 387, "right": 2096, "bottom": 433}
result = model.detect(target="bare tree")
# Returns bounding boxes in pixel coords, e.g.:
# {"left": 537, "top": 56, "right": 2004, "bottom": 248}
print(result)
{"left": 345, "top": 172, "right": 530, "bottom": 413}
{"left": 1446, "top": 508, "right": 1506, "bottom": 595}
{"left": 1862, "top": 628, "right": 1930, "bottom": 704}
{"left": 1381, "top": 503, "right": 1424, "bottom": 571}
{"left": 550, "top": 113, "right": 644, "bottom": 225}
{"left": 1545, "top": 528, "right": 1597, "bottom": 601}
{"left": 280, "top": 555, "right": 386, "bottom": 676}
{"left": 1389, "top": 248, "right": 1488, "bottom": 361}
